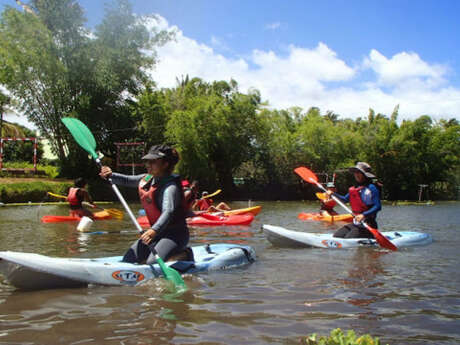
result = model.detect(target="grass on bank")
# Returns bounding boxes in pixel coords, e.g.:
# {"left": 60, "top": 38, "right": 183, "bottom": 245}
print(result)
{"left": 0, "top": 162, "right": 59, "bottom": 178}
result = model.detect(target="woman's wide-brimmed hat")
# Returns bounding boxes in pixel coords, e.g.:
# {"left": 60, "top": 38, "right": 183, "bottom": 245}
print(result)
{"left": 348, "top": 162, "right": 376, "bottom": 179}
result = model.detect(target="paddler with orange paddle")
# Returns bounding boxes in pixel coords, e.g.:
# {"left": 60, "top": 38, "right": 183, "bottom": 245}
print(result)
{"left": 326, "top": 162, "right": 382, "bottom": 239}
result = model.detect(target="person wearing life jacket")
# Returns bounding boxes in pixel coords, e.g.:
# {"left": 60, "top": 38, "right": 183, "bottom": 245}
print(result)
{"left": 183, "top": 180, "right": 199, "bottom": 217}
{"left": 67, "top": 177, "right": 95, "bottom": 219}
{"left": 319, "top": 182, "right": 338, "bottom": 216}
{"left": 193, "top": 191, "right": 213, "bottom": 211}
{"left": 99, "top": 144, "right": 189, "bottom": 264}
{"left": 193, "top": 191, "right": 231, "bottom": 212}
{"left": 328, "top": 162, "right": 382, "bottom": 238}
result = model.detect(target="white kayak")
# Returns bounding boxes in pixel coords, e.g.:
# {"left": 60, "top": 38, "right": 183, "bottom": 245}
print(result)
{"left": 0, "top": 244, "right": 256, "bottom": 290}
{"left": 262, "top": 224, "right": 432, "bottom": 249}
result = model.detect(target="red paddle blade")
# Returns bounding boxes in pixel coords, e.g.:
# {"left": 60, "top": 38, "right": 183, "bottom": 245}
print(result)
{"left": 294, "top": 167, "right": 318, "bottom": 184}
{"left": 365, "top": 224, "right": 398, "bottom": 251}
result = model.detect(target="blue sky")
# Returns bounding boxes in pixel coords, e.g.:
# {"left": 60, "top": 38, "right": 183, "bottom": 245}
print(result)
{"left": 1, "top": 0, "right": 460, "bottom": 126}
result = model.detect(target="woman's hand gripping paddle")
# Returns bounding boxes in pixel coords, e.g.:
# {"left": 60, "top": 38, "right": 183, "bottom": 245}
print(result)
{"left": 61, "top": 117, "right": 186, "bottom": 287}
{"left": 47, "top": 192, "right": 124, "bottom": 220}
{"left": 294, "top": 166, "right": 397, "bottom": 251}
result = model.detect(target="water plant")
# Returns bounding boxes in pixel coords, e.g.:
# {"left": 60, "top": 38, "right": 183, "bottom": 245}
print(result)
{"left": 302, "top": 328, "right": 388, "bottom": 345}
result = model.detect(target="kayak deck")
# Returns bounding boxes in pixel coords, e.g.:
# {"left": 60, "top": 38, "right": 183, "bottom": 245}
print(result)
{"left": 263, "top": 224, "right": 432, "bottom": 249}
{"left": 0, "top": 243, "right": 256, "bottom": 290}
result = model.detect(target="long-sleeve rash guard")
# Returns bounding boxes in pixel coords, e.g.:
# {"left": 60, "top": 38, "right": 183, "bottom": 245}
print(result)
{"left": 110, "top": 172, "right": 187, "bottom": 239}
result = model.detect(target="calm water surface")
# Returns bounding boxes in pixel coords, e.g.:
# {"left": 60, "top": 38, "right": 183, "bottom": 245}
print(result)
{"left": 0, "top": 201, "right": 459, "bottom": 344}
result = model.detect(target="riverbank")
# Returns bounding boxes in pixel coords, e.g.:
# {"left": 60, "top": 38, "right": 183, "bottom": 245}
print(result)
{"left": 0, "top": 177, "right": 456, "bottom": 204}
{"left": 0, "top": 177, "right": 73, "bottom": 204}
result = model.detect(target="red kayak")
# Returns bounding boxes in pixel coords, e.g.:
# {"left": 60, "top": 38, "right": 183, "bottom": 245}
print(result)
{"left": 41, "top": 211, "right": 111, "bottom": 223}
{"left": 137, "top": 213, "right": 254, "bottom": 227}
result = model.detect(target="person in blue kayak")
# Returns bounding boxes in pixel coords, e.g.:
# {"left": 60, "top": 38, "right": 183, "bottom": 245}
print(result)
{"left": 67, "top": 177, "right": 95, "bottom": 219}
{"left": 328, "top": 162, "right": 381, "bottom": 238}
{"left": 99, "top": 144, "right": 189, "bottom": 264}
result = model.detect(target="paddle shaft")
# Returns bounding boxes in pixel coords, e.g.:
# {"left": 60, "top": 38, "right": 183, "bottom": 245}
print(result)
{"left": 96, "top": 159, "right": 143, "bottom": 232}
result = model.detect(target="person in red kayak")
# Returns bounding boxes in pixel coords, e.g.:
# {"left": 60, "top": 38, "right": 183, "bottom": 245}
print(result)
{"left": 193, "top": 191, "right": 231, "bottom": 212}
{"left": 328, "top": 162, "right": 382, "bottom": 238}
{"left": 99, "top": 144, "right": 189, "bottom": 264}
{"left": 67, "top": 177, "right": 95, "bottom": 219}
{"left": 319, "top": 182, "right": 338, "bottom": 216}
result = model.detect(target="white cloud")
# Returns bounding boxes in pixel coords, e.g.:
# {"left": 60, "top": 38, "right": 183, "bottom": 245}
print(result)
{"left": 146, "top": 15, "right": 460, "bottom": 120}
{"left": 265, "top": 22, "right": 281, "bottom": 30}
{"left": 363, "top": 49, "right": 448, "bottom": 87}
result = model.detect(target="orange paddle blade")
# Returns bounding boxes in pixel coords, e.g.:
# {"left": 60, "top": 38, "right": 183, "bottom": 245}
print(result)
{"left": 364, "top": 223, "right": 398, "bottom": 251}
{"left": 294, "top": 167, "right": 318, "bottom": 184}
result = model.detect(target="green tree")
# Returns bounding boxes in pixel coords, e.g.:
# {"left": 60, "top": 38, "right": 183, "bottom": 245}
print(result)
{"left": 164, "top": 78, "right": 261, "bottom": 192}
{"left": 0, "top": 0, "right": 172, "bottom": 177}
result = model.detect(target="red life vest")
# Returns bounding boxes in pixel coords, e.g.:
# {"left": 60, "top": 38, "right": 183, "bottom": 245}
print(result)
{"left": 138, "top": 175, "right": 161, "bottom": 227}
{"left": 67, "top": 187, "right": 82, "bottom": 207}
{"left": 138, "top": 175, "right": 187, "bottom": 227}
{"left": 348, "top": 186, "right": 369, "bottom": 214}
{"left": 196, "top": 198, "right": 212, "bottom": 211}
{"left": 321, "top": 198, "right": 336, "bottom": 211}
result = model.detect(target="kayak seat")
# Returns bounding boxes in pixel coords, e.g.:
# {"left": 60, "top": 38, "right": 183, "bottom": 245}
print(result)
{"left": 231, "top": 247, "right": 256, "bottom": 263}
{"left": 167, "top": 247, "right": 194, "bottom": 262}
{"left": 205, "top": 243, "right": 216, "bottom": 254}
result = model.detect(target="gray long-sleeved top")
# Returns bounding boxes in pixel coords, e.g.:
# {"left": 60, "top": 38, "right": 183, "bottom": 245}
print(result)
{"left": 111, "top": 172, "right": 188, "bottom": 239}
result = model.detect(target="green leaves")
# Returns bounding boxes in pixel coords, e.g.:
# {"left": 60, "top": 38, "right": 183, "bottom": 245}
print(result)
{"left": 302, "top": 328, "right": 387, "bottom": 345}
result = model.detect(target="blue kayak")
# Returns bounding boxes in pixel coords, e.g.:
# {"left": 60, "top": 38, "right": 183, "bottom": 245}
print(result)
{"left": 0, "top": 244, "right": 256, "bottom": 290}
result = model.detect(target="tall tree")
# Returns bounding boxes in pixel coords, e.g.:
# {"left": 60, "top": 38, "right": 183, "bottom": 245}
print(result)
{"left": 0, "top": 0, "right": 172, "bottom": 177}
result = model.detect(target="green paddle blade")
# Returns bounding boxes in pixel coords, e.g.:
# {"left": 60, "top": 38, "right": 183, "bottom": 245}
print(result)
{"left": 61, "top": 117, "right": 98, "bottom": 160}
{"left": 156, "top": 256, "right": 186, "bottom": 288}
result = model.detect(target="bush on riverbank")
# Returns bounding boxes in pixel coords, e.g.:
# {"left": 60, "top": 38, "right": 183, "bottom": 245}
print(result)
{"left": 0, "top": 162, "right": 59, "bottom": 178}
{"left": 302, "top": 328, "right": 388, "bottom": 345}
{"left": 0, "top": 181, "right": 72, "bottom": 203}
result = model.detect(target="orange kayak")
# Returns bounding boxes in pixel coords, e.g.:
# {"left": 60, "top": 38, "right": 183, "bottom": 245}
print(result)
{"left": 297, "top": 212, "right": 353, "bottom": 223}
{"left": 41, "top": 211, "right": 111, "bottom": 223}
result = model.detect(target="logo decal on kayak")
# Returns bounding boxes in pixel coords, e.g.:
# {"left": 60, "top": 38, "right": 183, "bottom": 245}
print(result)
{"left": 321, "top": 240, "right": 342, "bottom": 248}
{"left": 112, "top": 270, "right": 145, "bottom": 282}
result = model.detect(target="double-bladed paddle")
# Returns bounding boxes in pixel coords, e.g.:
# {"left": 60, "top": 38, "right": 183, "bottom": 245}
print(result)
{"left": 61, "top": 117, "right": 186, "bottom": 287}
{"left": 202, "top": 189, "right": 221, "bottom": 199}
{"left": 294, "top": 166, "right": 397, "bottom": 251}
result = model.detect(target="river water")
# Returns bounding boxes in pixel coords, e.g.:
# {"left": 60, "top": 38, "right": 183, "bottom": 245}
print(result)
{"left": 0, "top": 201, "right": 459, "bottom": 345}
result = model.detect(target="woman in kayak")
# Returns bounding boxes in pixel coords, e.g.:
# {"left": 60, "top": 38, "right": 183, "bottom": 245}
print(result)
{"left": 328, "top": 162, "right": 381, "bottom": 238}
{"left": 99, "top": 144, "right": 189, "bottom": 264}
{"left": 319, "top": 182, "right": 338, "bottom": 216}
{"left": 67, "top": 177, "right": 95, "bottom": 219}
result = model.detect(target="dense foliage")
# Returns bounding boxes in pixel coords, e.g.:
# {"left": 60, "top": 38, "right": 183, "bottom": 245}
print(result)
{"left": 0, "top": 1, "right": 459, "bottom": 200}
{"left": 0, "top": 0, "right": 173, "bottom": 177}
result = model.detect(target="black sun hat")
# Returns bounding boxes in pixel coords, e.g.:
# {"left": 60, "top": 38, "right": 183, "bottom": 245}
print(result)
{"left": 348, "top": 162, "right": 376, "bottom": 179}
{"left": 142, "top": 144, "right": 174, "bottom": 160}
